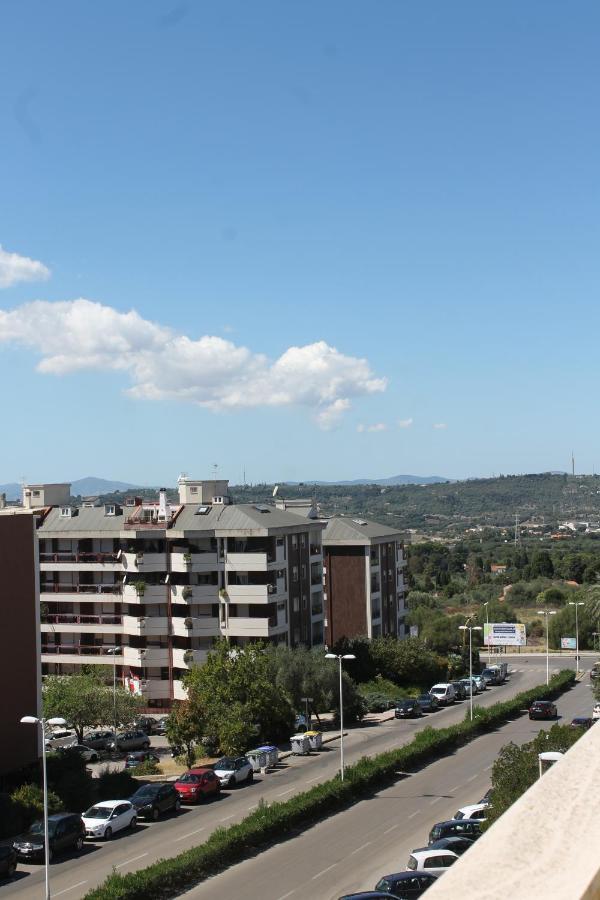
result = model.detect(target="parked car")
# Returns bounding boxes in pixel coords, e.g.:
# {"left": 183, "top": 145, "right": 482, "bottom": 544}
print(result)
{"left": 374, "top": 870, "right": 438, "bottom": 895}
{"left": 428, "top": 819, "right": 482, "bottom": 844}
{"left": 570, "top": 717, "right": 593, "bottom": 730}
{"left": 453, "top": 802, "right": 489, "bottom": 821}
{"left": 44, "top": 729, "right": 78, "bottom": 750}
{"left": 450, "top": 681, "right": 467, "bottom": 701}
{"left": 175, "top": 767, "right": 221, "bottom": 803}
{"left": 479, "top": 787, "right": 492, "bottom": 804}
{"left": 395, "top": 699, "right": 423, "bottom": 719}
{"left": 58, "top": 744, "right": 100, "bottom": 763}
{"left": 593, "top": 703, "right": 600, "bottom": 720}
{"left": 339, "top": 894, "right": 403, "bottom": 900}
{"left": 481, "top": 668, "right": 498, "bottom": 686}
{"left": 529, "top": 700, "right": 557, "bottom": 720}
{"left": 0, "top": 846, "right": 18, "bottom": 879}
{"left": 459, "top": 678, "right": 477, "bottom": 697}
{"left": 406, "top": 849, "right": 458, "bottom": 876}
{"left": 13, "top": 813, "right": 85, "bottom": 862}
{"left": 472, "top": 674, "right": 487, "bottom": 692}
{"left": 135, "top": 716, "right": 157, "bottom": 735}
{"left": 124, "top": 750, "right": 160, "bottom": 769}
{"left": 82, "top": 800, "right": 137, "bottom": 840}
{"left": 107, "top": 730, "right": 150, "bottom": 752}
{"left": 416, "top": 693, "right": 439, "bottom": 713}
{"left": 82, "top": 730, "right": 115, "bottom": 751}
{"left": 129, "top": 784, "right": 181, "bottom": 820}
{"left": 428, "top": 836, "right": 474, "bottom": 856}
{"left": 589, "top": 662, "right": 600, "bottom": 681}
{"left": 154, "top": 717, "right": 169, "bottom": 735}
{"left": 429, "top": 684, "right": 456, "bottom": 706}
{"left": 213, "top": 756, "right": 254, "bottom": 787}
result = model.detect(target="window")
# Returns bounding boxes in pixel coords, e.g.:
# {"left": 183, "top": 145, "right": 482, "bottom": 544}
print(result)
{"left": 190, "top": 486, "right": 198, "bottom": 494}
{"left": 300, "top": 533, "right": 306, "bottom": 547}
{"left": 292, "top": 566, "right": 298, "bottom": 583}
{"left": 291, "top": 534, "right": 297, "bottom": 548}
{"left": 300, "top": 564, "right": 306, "bottom": 578}
{"left": 293, "top": 596, "right": 299, "bottom": 613}
{"left": 33, "top": 490, "right": 40, "bottom": 497}
{"left": 423, "top": 858, "right": 438, "bottom": 869}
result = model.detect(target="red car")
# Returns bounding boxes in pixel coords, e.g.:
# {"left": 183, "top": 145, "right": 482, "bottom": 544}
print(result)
{"left": 174, "top": 767, "right": 221, "bottom": 804}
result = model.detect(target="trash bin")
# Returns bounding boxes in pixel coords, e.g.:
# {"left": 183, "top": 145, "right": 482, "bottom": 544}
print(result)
{"left": 246, "top": 749, "right": 267, "bottom": 772}
{"left": 304, "top": 730, "right": 322, "bottom": 751}
{"left": 257, "top": 745, "right": 279, "bottom": 767}
{"left": 290, "top": 733, "right": 310, "bottom": 755}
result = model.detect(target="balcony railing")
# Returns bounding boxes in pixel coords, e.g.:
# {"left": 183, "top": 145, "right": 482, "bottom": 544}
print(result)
{"left": 40, "top": 584, "right": 122, "bottom": 594}
{"left": 41, "top": 644, "right": 123, "bottom": 656}
{"left": 41, "top": 614, "right": 122, "bottom": 625}
{"left": 40, "top": 552, "right": 120, "bottom": 564}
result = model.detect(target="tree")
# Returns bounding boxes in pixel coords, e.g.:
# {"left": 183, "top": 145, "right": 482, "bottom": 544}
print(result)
{"left": 184, "top": 640, "right": 295, "bottom": 755}
{"left": 530, "top": 551, "right": 554, "bottom": 578}
{"left": 165, "top": 702, "right": 203, "bottom": 767}
{"left": 43, "top": 671, "right": 141, "bottom": 742}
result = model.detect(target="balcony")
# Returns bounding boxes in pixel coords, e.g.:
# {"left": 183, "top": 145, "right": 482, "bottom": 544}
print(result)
{"left": 140, "top": 678, "right": 171, "bottom": 700}
{"left": 171, "top": 616, "right": 220, "bottom": 638}
{"left": 41, "top": 614, "right": 122, "bottom": 634}
{"left": 122, "top": 615, "right": 171, "bottom": 636}
{"left": 40, "top": 552, "right": 122, "bottom": 572}
{"left": 123, "top": 646, "right": 170, "bottom": 666}
{"left": 40, "top": 584, "right": 122, "bottom": 598}
{"left": 170, "top": 584, "right": 217, "bottom": 603}
{"left": 121, "top": 584, "right": 167, "bottom": 604}
{"left": 226, "top": 615, "right": 282, "bottom": 638}
{"left": 172, "top": 679, "right": 188, "bottom": 701}
{"left": 172, "top": 648, "right": 209, "bottom": 669}
{"left": 121, "top": 552, "right": 167, "bottom": 573}
{"left": 41, "top": 644, "right": 123, "bottom": 664}
{"left": 225, "top": 552, "right": 276, "bottom": 572}
{"left": 224, "top": 583, "right": 278, "bottom": 603}
{"left": 170, "top": 551, "right": 219, "bottom": 573}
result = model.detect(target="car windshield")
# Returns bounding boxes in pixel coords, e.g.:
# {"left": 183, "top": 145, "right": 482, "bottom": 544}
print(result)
{"left": 84, "top": 806, "right": 112, "bottom": 819}
{"left": 28, "top": 820, "right": 57, "bottom": 837}
{"left": 375, "top": 879, "right": 392, "bottom": 890}
{"left": 215, "top": 758, "right": 235, "bottom": 769}
{"left": 132, "top": 786, "right": 159, "bottom": 799}
{"left": 178, "top": 773, "right": 200, "bottom": 783}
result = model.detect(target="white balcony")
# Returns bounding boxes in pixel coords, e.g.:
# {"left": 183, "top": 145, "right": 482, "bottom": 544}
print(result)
{"left": 171, "top": 616, "right": 221, "bottom": 638}
{"left": 224, "top": 583, "right": 278, "bottom": 603}
{"left": 170, "top": 552, "right": 219, "bottom": 573}
{"left": 170, "top": 584, "right": 217, "bottom": 603}
{"left": 122, "top": 615, "right": 171, "bottom": 636}
{"left": 121, "top": 552, "right": 167, "bottom": 573}
{"left": 122, "top": 584, "right": 167, "bottom": 604}
{"left": 141, "top": 679, "right": 171, "bottom": 700}
{"left": 225, "top": 552, "right": 276, "bottom": 572}
{"left": 41, "top": 614, "right": 123, "bottom": 634}
{"left": 172, "top": 648, "right": 209, "bottom": 669}
{"left": 40, "top": 553, "right": 122, "bottom": 573}
{"left": 40, "top": 584, "right": 122, "bottom": 601}
{"left": 226, "top": 616, "right": 284, "bottom": 638}
{"left": 173, "top": 679, "right": 188, "bottom": 701}
{"left": 41, "top": 645, "right": 123, "bottom": 665}
{"left": 123, "top": 646, "right": 170, "bottom": 666}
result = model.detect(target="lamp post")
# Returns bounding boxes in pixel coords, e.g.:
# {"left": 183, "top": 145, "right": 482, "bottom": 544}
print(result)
{"left": 325, "top": 653, "right": 355, "bottom": 780}
{"left": 458, "top": 625, "right": 482, "bottom": 721}
{"left": 20, "top": 715, "right": 66, "bottom": 900}
{"left": 538, "top": 610, "right": 557, "bottom": 685}
{"left": 483, "top": 602, "right": 490, "bottom": 665}
{"left": 300, "top": 696, "right": 313, "bottom": 731}
{"left": 106, "top": 646, "right": 121, "bottom": 738}
{"left": 568, "top": 601, "right": 585, "bottom": 672}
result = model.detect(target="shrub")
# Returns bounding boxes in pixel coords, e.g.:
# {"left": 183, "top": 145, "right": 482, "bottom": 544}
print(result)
{"left": 83, "top": 670, "right": 575, "bottom": 900}
{"left": 95, "top": 767, "right": 137, "bottom": 801}
{"left": 11, "top": 782, "right": 62, "bottom": 820}
{"left": 128, "top": 760, "right": 162, "bottom": 776}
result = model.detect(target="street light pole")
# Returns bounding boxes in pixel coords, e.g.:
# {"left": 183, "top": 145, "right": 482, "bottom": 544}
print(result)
{"left": 568, "top": 601, "right": 585, "bottom": 672}
{"left": 539, "top": 610, "right": 557, "bottom": 685}
{"left": 325, "top": 653, "right": 355, "bottom": 780}
{"left": 459, "top": 625, "right": 482, "bottom": 721}
{"left": 300, "top": 696, "right": 313, "bottom": 731}
{"left": 106, "top": 646, "right": 121, "bottom": 738}
{"left": 20, "top": 715, "right": 66, "bottom": 900}
{"left": 483, "top": 602, "right": 490, "bottom": 666}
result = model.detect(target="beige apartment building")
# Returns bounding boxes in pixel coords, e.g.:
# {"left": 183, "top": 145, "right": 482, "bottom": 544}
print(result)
{"left": 28, "top": 477, "right": 325, "bottom": 709}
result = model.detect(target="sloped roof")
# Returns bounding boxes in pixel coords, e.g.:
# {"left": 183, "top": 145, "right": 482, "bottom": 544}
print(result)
{"left": 322, "top": 516, "right": 402, "bottom": 545}
{"left": 173, "top": 503, "right": 324, "bottom": 535}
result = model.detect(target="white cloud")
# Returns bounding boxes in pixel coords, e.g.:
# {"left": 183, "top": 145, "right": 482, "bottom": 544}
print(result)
{"left": 0, "top": 299, "right": 386, "bottom": 427}
{"left": 398, "top": 418, "right": 413, "bottom": 428}
{"left": 357, "top": 422, "right": 387, "bottom": 433}
{"left": 433, "top": 422, "right": 447, "bottom": 430}
{"left": 0, "top": 245, "right": 50, "bottom": 288}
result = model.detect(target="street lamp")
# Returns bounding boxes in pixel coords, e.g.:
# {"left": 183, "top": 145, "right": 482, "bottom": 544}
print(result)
{"left": 483, "top": 602, "right": 490, "bottom": 665}
{"left": 568, "top": 601, "right": 585, "bottom": 671}
{"left": 325, "top": 653, "right": 355, "bottom": 780}
{"left": 458, "top": 625, "right": 482, "bottom": 721}
{"left": 538, "top": 610, "right": 557, "bottom": 685}
{"left": 20, "top": 715, "right": 66, "bottom": 900}
{"left": 106, "top": 646, "right": 122, "bottom": 738}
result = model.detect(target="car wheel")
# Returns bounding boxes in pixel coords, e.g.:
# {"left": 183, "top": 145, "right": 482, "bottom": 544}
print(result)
{"left": 104, "top": 827, "right": 113, "bottom": 841}
{"left": 246, "top": 770, "right": 254, "bottom": 783}
{"left": 47, "top": 847, "right": 54, "bottom": 862}
{"left": 152, "top": 808, "right": 160, "bottom": 821}
{"left": 174, "top": 799, "right": 181, "bottom": 813}
{"left": 229, "top": 776, "right": 236, "bottom": 788}
{"left": 91, "top": 754, "right": 98, "bottom": 762}
{"left": 75, "top": 836, "right": 84, "bottom": 852}
{"left": 130, "top": 816, "right": 137, "bottom": 830}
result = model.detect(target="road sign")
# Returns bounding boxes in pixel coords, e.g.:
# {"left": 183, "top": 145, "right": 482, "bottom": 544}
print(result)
{"left": 484, "top": 622, "right": 526, "bottom": 647}
{"left": 560, "top": 637, "right": 576, "bottom": 650}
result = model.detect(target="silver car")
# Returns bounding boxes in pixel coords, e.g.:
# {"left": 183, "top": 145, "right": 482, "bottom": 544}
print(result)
{"left": 107, "top": 730, "right": 150, "bottom": 752}
{"left": 213, "top": 756, "right": 254, "bottom": 787}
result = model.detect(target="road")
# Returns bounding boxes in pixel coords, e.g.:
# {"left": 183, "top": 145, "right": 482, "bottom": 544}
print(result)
{"left": 2, "top": 656, "right": 589, "bottom": 900}
{"left": 184, "top": 666, "right": 596, "bottom": 900}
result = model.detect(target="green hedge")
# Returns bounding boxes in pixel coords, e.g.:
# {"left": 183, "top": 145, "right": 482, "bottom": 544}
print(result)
{"left": 84, "top": 669, "right": 575, "bottom": 900}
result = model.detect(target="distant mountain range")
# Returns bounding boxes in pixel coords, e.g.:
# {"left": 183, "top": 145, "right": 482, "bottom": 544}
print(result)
{"left": 284, "top": 474, "right": 450, "bottom": 486}
{"left": 0, "top": 477, "right": 141, "bottom": 502}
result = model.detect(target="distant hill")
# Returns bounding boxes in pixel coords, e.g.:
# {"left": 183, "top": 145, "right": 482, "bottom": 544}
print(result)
{"left": 71, "top": 477, "right": 142, "bottom": 496}
{"left": 0, "top": 483, "right": 21, "bottom": 501}
{"left": 283, "top": 474, "right": 449, "bottom": 486}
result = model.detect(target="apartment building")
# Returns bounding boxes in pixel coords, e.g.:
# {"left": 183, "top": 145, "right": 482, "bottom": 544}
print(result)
{"left": 322, "top": 516, "right": 406, "bottom": 645}
{"left": 32, "top": 477, "right": 325, "bottom": 708}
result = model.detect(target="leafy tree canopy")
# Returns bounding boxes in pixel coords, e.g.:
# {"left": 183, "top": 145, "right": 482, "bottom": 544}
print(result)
{"left": 43, "top": 670, "right": 141, "bottom": 743}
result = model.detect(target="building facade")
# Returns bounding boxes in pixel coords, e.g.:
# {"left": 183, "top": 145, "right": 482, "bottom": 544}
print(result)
{"left": 322, "top": 517, "right": 406, "bottom": 646}
{"left": 32, "top": 477, "right": 325, "bottom": 708}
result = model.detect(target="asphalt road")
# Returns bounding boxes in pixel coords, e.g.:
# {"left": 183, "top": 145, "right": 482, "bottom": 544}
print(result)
{"left": 1, "top": 656, "right": 589, "bottom": 900}
{"left": 185, "top": 666, "right": 596, "bottom": 900}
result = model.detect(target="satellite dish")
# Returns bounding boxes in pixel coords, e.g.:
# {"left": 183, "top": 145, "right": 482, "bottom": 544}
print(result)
{"left": 273, "top": 485, "right": 279, "bottom": 497}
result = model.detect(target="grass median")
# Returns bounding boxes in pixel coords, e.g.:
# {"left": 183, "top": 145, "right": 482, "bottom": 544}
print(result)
{"left": 84, "top": 669, "right": 575, "bottom": 900}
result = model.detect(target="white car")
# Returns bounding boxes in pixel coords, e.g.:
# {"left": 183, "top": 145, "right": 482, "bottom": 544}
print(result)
{"left": 592, "top": 704, "right": 600, "bottom": 721}
{"left": 430, "top": 683, "right": 456, "bottom": 705}
{"left": 45, "top": 729, "right": 78, "bottom": 750}
{"left": 213, "top": 756, "right": 254, "bottom": 787}
{"left": 407, "top": 848, "right": 459, "bottom": 876}
{"left": 82, "top": 800, "right": 137, "bottom": 840}
{"left": 454, "top": 802, "right": 489, "bottom": 821}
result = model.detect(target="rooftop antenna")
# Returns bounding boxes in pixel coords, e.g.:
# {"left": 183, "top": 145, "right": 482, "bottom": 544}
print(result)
{"left": 212, "top": 463, "right": 218, "bottom": 481}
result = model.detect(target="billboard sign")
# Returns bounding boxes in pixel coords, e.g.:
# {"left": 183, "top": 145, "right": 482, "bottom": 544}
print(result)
{"left": 561, "top": 637, "right": 576, "bottom": 650}
{"left": 484, "top": 622, "right": 526, "bottom": 647}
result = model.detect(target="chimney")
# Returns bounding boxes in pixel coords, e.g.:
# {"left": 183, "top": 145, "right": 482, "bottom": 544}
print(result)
{"left": 158, "top": 488, "right": 170, "bottom": 521}
{"left": 0, "top": 493, "right": 5, "bottom": 510}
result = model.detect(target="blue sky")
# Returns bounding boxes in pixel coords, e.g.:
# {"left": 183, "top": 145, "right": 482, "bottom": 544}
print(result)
{"left": 2, "top": 1, "right": 600, "bottom": 485}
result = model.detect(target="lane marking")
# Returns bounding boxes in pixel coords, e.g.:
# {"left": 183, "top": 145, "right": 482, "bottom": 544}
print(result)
{"left": 220, "top": 814, "right": 235, "bottom": 822}
{"left": 466, "top": 773, "right": 478, "bottom": 782}
{"left": 277, "top": 787, "right": 295, "bottom": 797}
{"left": 277, "top": 892, "right": 296, "bottom": 900}
{"left": 429, "top": 796, "right": 442, "bottom": 805}
{"left": 312, "top": 863, "right": 337, "bottom": 880}
{"left": 384, "top": 823, "right": 399, "bottom": 834}
{"left": 484, "top": 764, "right": 493, "bottom": 771}
{"left": 53, "top": 883, "right": 88, "bottom": 897}
{"left": 175, "top": 826, "right": 206, "bottom": 841}
{"left": 350, "top": 841, "right": 372, "bottom": 855}
{"left": 448, "top": 784, "right": 462, "bottom": 793}
{"left": 116, "top": 853, "right": 148, "bottom": 869}
{"left": 408, "top": 810, "right": 420, "bottom": 819}
{"left": 305, "top": 775, "right": 322, "bottom": 784}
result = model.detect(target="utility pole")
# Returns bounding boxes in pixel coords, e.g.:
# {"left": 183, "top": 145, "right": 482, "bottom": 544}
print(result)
{"left": 514, "top": 513, "right": 520, "bottom": 547}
